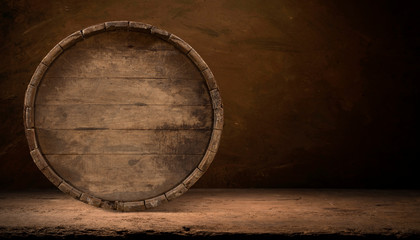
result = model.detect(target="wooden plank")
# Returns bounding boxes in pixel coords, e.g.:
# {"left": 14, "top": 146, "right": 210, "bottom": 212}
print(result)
{"left": 35, "top": 105, "right": 212, "bottom": 130}
{"left": 46, "top": 154, "right": 202, "bottom": 201}
{"left": 168, "top": 34, "right": 192, "bottom": 54}
{"left": 24, "top": 85, "right": 36, "bottom": 108}
{"left": 58, "top": 181, "right": 82, "bottom": 199}
{"left": 36, "top": 77, "right": 210, "bottom": 105}
{"left": 202, "top": 68, "right": 218, "bottom": 90}
{"left": 80, "top": 193, "right": 102, "bottom": 207}
{"left": 37, "top": 129, "right": 211, "bottom": 154}
{"left": 29, "top": 63, "right": 48, "bottom": 87}
{"left": 82, "top": 23, "right": 105, "bottom": 38}
{"left": 128, "top": 22, "right": 152, "bottom": 33}
{"left": 30, "top": 148, "right": 48, "bottom": 170}
{"left": 117, "top": 201, "right": 146, "bottom": 211}
{"left": 45, "top": 48, "right": 200, "bottom": 79}
{"left": 25, "top": 128, "right": 37, "bottom": 150}
{"left": 214, "top": 107, "right": 224, "bottom": 130}
{"left": 24, "top": 107, "right": 34, "bottom": 128}
{"left": 105, "top": 21, "right": 129, "bottom": 31}
{"left": 209, "top": 129, "right": 222, "bottom": 152}
{"left": 183, "top": 168, "right": 203, "bottom": 189}
{"left": 210, "top": 89, "right": 223, "bottom": 109}
{"left": 78, "top": 31, "right": 170, "bottom": 50}
{"left": 188, "top": 49, "right": 208, "bottom": 71}
{"left": 40, "top": 166, "right": 62, "bottom": 187}
{"left": 145, "top": 195, "right": 168, "bottom": 209}
{"left": 41, "top": 44, "right": 62, "bottom": 66}
{"left": 198, "top": 150, "right": 217, "bottom": 172}
{"left": 165, "top": 183, "right": 188, "bottom": 201}
{"left": 151, "top": 27, "right": 170, "bottom": 40}
{"left": 58, "top": 31, "right": 83, "bottom": 50}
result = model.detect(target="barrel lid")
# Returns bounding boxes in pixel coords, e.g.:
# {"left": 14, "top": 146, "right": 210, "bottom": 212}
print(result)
{"left": 24, "top": 21, "right": 223, "bottom": 211}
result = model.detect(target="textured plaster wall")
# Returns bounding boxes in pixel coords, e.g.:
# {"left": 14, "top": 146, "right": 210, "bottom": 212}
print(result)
{"left": 0, "top": 0, "right": 417, "bottom": 189}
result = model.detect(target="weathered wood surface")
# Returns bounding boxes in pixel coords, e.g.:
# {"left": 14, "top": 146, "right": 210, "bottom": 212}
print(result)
{"left": 37, "top": 129, "right": 211, "bottom": 154}
{"left": 45, "top": 32, "right": 200, "bottom": 79}
{"left": 35, "top": 105, "right": 212, "bottom": 129}
{"left": 46, "top": 155, "right": 201, "bottom": 201}
{"left": 25, "top": 22, "right": 223, "bottom": 210}
{"left": 36, "top": 77, "right": 209, "bottom": 105}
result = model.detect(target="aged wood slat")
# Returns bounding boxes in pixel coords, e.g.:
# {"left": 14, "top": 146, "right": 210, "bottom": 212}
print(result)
{"left": 25, "top": 21, "right": 223, "bottom": 211}
{"left": 198, "top": 150, "right": 217, "bottom": 172}
{"left": 188, "top": 49, "right": 208, "bottom": 71}
{"left": 209, "top": 129, "right": 222, "bottom": 153}
{"left": 24, "top": 107, "right": 34, "bottom": 128}
{"left": 25, "top": 128, "right": 37, "bottom": 150}
{"left": 37, "top": 129, "right": 211, "bottom": 155}
{"left": 77, "top": 31, "right": 172, "bottom": 50}
{"left": 165, "top": 183, "right": 188, "bottom": 201}
{"left": 58, "top": 181, "right": 82, "bottom": 199}
{"left": 145, "top": 195, "right": 168, "bottom": 209}
{"left": 29, "top": 63, "right": 48, "bottom": 87}
{"left": 41, "top": 44, "right": 62, "bottom": 67}
{"left": 183, "top": 168, "right": 204, "bottom": 189}
{"left": 151, "top": 26, "right": 170, "bottom": 40}
{"left": 168, "top": 34, "right": 192, "bottom": 54}
{"left": 128, "top": 22, "right": 152, "bottom": 33}
{"left": 210, "top": 89, "right": 223, "bottom": 109}
{"left": 117, "top": 201, "right": 146, "bottom": 211}
{"left": 105, "top": 21, "right": 129, "bottom": 31}
{"left": 35, "top": 105, "right": 212, "bottom": 130}
{"left": 82, "top": 23, "right": 105, "bottom": 38}
{"left": 46, "top": 154, "right": 202, "bottom": 201}
{"left": 45, "top": 49, "right": 200, "bottom": 79}
{"left": 39, "top": 166, "right": 62, "bottom": 187}
{"left": 36, "top": 77, "right": 209, "bottom": 105}
{"left": 58, "top": 31, "right": 83, "bottom": 50}
{"left": 30, "top": 148, "right": 48, "bottom": 170}
{"left": 214, "top": 107, "right": 224, "bottom": 130}
{"left": 202, "top": 68, "right": 218, "bottom": 91}
{"left": 80, "top": 193, "right": 102, "bottom": 207}
{"left": 24, "top": 85, "right": 36, "bottom": 108}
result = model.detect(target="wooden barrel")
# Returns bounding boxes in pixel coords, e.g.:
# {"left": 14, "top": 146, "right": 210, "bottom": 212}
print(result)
{"left": 24, "top": 21, "right": 223, "bottom": 211}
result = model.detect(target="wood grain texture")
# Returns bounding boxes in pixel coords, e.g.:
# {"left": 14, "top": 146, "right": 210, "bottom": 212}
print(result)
{"left": 24, "top": 107, "right": 33, "bottom": 128}
{"left": 30, "top": 149, "right": 48, "bottom": 170}
{"left": 58, "top": 181, "right": 82, "bottom": 199}
{"left": 35, "top": 105, "right": 212, "bottom": 130}
{"left": 27, "top": 22, "right": 222, "bottom": 210}
{"left": 58, "top": 31, "right": 83, "bottom": 50}
{"left": 80, "top": 193, "right": 102, "bottom": 207}
{"left": 168, "top": 34, "right": 192, "bottom": 54}
{"left": 118, "top": 201, "right": 146, "bottom": 211}
{"left": 151, "top": 27, "right": 170, "bottom": 40}
{"left": 183, "top": 168, "right": 204, "bottom": 189}
{"left": 145, "top": 194, "right": 168, "bottom": 209}
{"left": 37, "top": 129, "right": 211, "bottom": 154}
{"left": 25, "top": 129, "right": 37, "bottom": 150}
{"left": 128, "top": 22, "right": 152, "bottom": 33}
{"left": 45, "top": 50, "right": 198, "bottom": 79}
{"left": 105, "top": 21, "right": 129, "bottom": 31}
{"left": 39, "top": 166, "right": 62, "bottom": 187}
{"left": 198, "top": 150, "right": 217, "bottom": 172}
{"left": 82, "top": 23, "right": 105, "bottom": 38}
{"left": 36, "top": 77, "right": 209, "bottom": 105}
{"left": 46, "top": 154, "right": 203, "bottom": 201}
{"left": 41, "top": 44, "right": 62, "bottom": 66}
{"left": 29, "top": 63, "right": 48, "bottom": 87}
{"left": 165, "top": 183, "right": 188, "bottom": 201}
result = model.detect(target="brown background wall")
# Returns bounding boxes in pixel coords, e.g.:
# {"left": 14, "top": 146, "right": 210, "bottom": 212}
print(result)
{"left": 0, "top": 0, "right": 417, "bottom": 189}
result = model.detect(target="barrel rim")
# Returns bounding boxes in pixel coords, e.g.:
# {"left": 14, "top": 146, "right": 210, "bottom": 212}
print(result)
{"left": 23, "top": 21, "right": 223, "bottom": 211}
